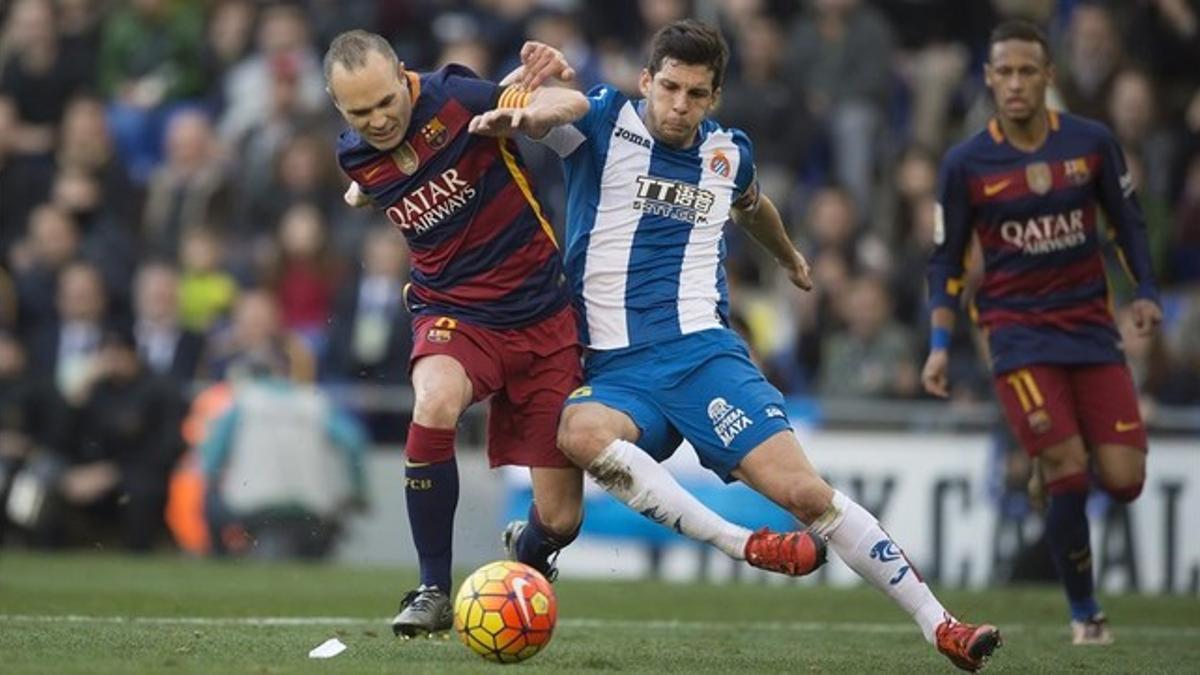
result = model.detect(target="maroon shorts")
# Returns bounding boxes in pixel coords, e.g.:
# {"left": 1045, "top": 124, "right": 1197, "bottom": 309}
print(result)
{"left": 993, "top": 363, "right": 1148, "bottom": 456}
{"left": 410, "top": 306, "right": 580, "bottom": 468}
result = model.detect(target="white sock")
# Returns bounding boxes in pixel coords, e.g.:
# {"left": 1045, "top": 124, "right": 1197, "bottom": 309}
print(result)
{"left": 588, "top": 440, "right": 751, "bottom": 559}
{"left": 810, "top": 490, "right": 948, "bottom": 643}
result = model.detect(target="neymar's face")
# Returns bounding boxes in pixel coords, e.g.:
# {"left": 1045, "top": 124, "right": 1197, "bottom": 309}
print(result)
{"left": 985, "top": 39, "right": 1054, "bottom": 125}
{"left": 329, "top": 50, "right": 413, "bottom": 151}
{"left": 639, "top": 58, "right": 719, "bottom": 149}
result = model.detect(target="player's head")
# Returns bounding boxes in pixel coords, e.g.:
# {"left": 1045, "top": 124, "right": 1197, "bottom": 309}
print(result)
{"left": 324, "top": 30, "right": 412, "bottom": 150}
{"left": 985, "top": 20, "right": 1054, "bottom": 124}
{"left": 640, "top": 19, "right": 727, "bottom": 148}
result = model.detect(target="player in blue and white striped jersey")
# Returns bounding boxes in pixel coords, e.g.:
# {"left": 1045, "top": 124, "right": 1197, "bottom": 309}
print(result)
{"left": 471, "top": 21, "right": 998, "bottom": 669}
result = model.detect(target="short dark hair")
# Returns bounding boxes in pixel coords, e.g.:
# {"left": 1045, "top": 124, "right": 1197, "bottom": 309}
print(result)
{"left": 989, "top": 20, "right": 1051, "bottom": 64}
{"left": 323, "top": 29, "right": 399, "bottom": 83}
{"left": 646, "top": 19, "right": 729, "bottom": 90}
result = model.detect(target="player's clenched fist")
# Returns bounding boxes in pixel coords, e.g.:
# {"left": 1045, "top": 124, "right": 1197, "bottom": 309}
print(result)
{"left": 921, "top": 349, "right": 950, "bottom": 398}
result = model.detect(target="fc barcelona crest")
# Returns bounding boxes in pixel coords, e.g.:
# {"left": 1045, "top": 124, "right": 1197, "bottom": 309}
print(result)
{"left": 392, "top": 142, "right": 420, "bottom": 175}
{"left": 1025, "top": 161, "right": 1052, "bottom": 195}
{"left": 421, "top": 117, "right": 448, "bottom": 150}
{"left": 1063, "top": 157, "right": 1090, "bottom": 186}
{"left": 1028, "top": 409, "right": 1052, "bottom": 435}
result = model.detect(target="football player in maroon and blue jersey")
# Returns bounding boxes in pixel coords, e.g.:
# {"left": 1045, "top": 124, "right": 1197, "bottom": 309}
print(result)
{"left": 923, "top": 21, "right": 1163, "bottom": 645}
{"left": 324, "top": 30, "right": 590, "bottom": 637}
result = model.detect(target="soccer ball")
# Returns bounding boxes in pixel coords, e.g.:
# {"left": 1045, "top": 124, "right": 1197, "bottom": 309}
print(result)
{"left": 453, "top": 560, "right": 557, "bottom": 663}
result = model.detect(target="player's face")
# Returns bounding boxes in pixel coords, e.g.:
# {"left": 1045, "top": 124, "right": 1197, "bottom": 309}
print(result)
{"left": 985, "top": 40, "right": 1054, "bottom": 124}
{"left": 639, "top": 59, "right": 719, "bottom": 148}
{"left": 329, "top": 51, "right": 412, "bottom": 150}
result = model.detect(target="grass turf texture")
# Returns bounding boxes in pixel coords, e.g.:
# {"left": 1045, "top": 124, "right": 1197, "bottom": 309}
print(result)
{"left": 1, "top": 552, "right": 1196, "bottom": 673}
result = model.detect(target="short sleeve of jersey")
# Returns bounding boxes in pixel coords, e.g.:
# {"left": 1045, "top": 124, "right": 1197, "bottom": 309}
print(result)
{"left": 731, "top": 128, "right": 757, "bottom": 203}
{"left": 438, "top": 64, "right": 501, "bottom": 115}
{"left": 539, "top": 84, "right": 623, "bottom": 158}
{"left": 573, "top": 84, "right": 623, "bottom": 138}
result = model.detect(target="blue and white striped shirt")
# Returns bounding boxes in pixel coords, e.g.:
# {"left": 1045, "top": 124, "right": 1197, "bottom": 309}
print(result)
{"left": 541, "top": 85, "right": 756, "bottom": 350}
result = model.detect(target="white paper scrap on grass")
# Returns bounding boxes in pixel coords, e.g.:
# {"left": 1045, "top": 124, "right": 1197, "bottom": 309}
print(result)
{"left": 308, "top": 637, "right": 347, "bottom": 659}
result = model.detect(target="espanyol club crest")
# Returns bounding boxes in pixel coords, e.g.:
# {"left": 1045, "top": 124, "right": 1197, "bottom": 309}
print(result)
{"left": 1025, "top": 161, "right": 1052, "bottom": 195}
{"left": 393, "top": 142, "right": 420, "bottom": 175}
{"left": 709, "top": 150, "right": 731, "bottom": 178}
{"left": 421, "top": 117, "right": 448, "bottom": 150}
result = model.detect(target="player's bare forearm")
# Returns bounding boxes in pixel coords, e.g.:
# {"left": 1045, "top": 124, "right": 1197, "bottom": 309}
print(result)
{"left": 733, "top": 194, "right": 812, "bottom": 290}
{"left": 468, "top": 87, "right": 588, "bottom": 139}
{"left": 524, "top": 87, "right": 588, "bottom": 137}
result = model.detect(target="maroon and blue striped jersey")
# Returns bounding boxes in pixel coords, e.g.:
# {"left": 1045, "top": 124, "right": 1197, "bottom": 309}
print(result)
{"left": 927, "top": 111, "right": 1158, "bottom": 375}
{"left": 336, "top": 65, "right": 569, "bottom": 329}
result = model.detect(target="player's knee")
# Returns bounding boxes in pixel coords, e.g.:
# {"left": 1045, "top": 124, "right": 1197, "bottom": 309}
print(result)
{"left": 412, "top": 384, "right": 468, "bottom": 428}
{"left": 556, "top": 408, "right": 615, "bottom": 464}
{"left": 1100, "top": 466, "right": 1146, "bottom": 503}
{"left": 1103, "top": 480, "right": 1144, "bottom": 503}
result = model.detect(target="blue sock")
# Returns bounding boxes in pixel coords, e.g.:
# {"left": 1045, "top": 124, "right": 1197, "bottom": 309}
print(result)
{"left": 1045, "top": 474, "right": 1100, "bottom": 622}
{"left": 405, "top": 458, "right": 458, "bottom": 592}
{"left": 515, "top": 503, "right": 579, "bottom": 577}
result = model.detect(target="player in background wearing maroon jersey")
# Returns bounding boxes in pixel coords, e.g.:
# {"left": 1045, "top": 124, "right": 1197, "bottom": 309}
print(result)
{"left": 923, "top": 21, "right": 1163, "bottom": 646}
{"left": 325, "top": 31, "right": 589, "bottom": 638}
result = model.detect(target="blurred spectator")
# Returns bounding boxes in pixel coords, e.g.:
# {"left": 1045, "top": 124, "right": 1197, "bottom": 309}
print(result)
{"left": 239, "top": 133, "right": 342, "bottom": 256}
{"left": 11, "top": 204, "right": 82, "bottom": 342}
{"left": 200, "top": 0, "right": 257, "bottom": 111}
{"left": 717, "top": 12, "right": 809, "bottom": 201}
{"left": 201, "top": 287, "right": 315, "bottom": 383}
{"left": 31, "top": 261, "right": 115, "bottom": 405}
{"left": 132, "top": 259, "right": 205, "bottom": 384}
{"left": 56, "top": 95, "right": 141, "bottom": 228}
{"left": 784, "top": 0, "right": 895, "bottom": 213}
{"left": 1172, "top": 150, "right": 1200, "bottom": 283}
{"left": 869, "top": 0, "right": 988, "bottom": 151}
{"left": 888, "top": 146, "right": 938, "bottom": 325}
{"left": 57, "top": 0, "right": 105, "bottom": 72}
{"left": 0, "top": 0, "right": 89, "bottom": 242}
{"left": 1123, "top": 0, "right": 1200, "bottom": 117}
{"left": 0, "top": 330, "right": 68, "bottom": 545}
{"left": 818, "top": 274, "right": 919, "bottom": 398}
{"left": 1108, "top": 68, "right": 1174, "bottom": 201}
{"left": 50, "top": 167, "right": 137, "bottom": 320}
{"left": 269, "top": 202, "right": 339, "bottom": 352}
{"left": 322, "top": 226, "right": 414, "bottom": 440}
{"left": 200, "top": 354, "right": 367, "bottom": 559}
{"left": 177, "top": 225, "right": 237, "bottom": 334}
{"left": 228, "top": 56, "right": 329, "bottom": 241}
{"left": 218, "top": 3, "right": 326, "bottom": 146}
{"left": 47, "top": 327, "right": 185, "bottom": 551}
{"left": 98, "top": 0, "right": 206, "bottom": 181}
{"left": 1055, "top": 2, "right": 1122, "bottom": 123}
{"left": 0, "top": 0, "right": 92, "bottom": 158}
{"left": 141, "top": 110, "right": 231, "bottom": 259}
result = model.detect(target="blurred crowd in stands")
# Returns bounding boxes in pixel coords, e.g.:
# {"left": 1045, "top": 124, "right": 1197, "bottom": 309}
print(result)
{"left": 0, "top": 0, "right": 1197, "bottom": 551}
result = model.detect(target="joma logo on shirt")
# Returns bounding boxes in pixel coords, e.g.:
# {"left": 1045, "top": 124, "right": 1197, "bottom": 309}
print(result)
{"left": 385, "top": 168, "right": 477, "bottom": 235}
{"left": 999, "top": 208, "right": 1086, "bottom": 254}
{"left": 613, "top": 126, "right": 651, "bottom": 148}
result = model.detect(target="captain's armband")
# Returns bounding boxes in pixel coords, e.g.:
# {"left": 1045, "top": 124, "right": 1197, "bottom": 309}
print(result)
{"left": 496, "top": 85, "right": 533, "bottom": 110}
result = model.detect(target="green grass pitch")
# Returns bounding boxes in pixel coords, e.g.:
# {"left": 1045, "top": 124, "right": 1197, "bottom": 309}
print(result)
{"left": 1, "top": 552, "right": 1196, "bottom": 673}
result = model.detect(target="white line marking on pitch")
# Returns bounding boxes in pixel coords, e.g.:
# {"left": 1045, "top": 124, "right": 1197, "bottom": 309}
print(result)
{"left": 1, "top": 614, "right": 1198, "bottom": 637}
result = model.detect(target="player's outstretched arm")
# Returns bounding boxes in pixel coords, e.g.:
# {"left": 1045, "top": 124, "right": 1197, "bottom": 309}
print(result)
{"left": 467, "top": 87, "right": 588, "bottom": 140}
{"left": 730, "top": 190, "right": 813, "bottom": 291}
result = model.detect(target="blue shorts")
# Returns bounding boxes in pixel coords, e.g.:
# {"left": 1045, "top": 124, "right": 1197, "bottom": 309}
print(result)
{"left": 566, "top": 328, "right": 792, "bottom": 482}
